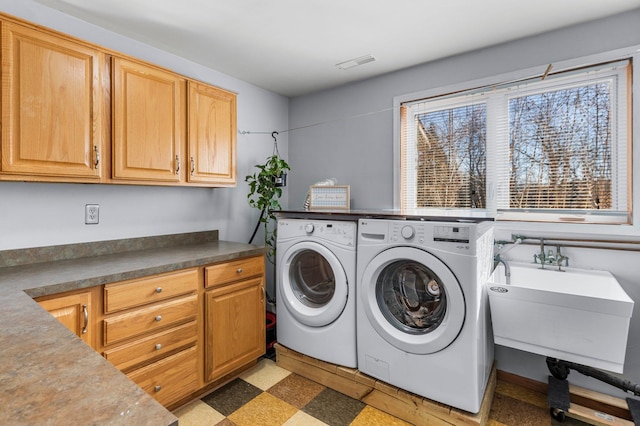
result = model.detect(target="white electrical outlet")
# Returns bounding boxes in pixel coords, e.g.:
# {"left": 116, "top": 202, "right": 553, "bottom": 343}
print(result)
{"left": 85, "top": 204, "right": 99, "bottom": 224}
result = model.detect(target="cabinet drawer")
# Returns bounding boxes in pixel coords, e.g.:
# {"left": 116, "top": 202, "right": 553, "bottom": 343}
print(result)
{"left": 205, "top": 256, "right": 264, "bottom": 289}
{"left": 127, "top": 346, "right": 198, "bottom": 408}
{"left": 103, "top": 294, "right": 197, "bottom": 345}
{"left": 103, "top": 321, "right": 197, "bottom": 371}
{"left": 104, "top": 269, "right": 198, "bottom": 313}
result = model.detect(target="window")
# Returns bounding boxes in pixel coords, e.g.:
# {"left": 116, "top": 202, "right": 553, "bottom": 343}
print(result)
{"left": 398, "top": 59, "right": 631, "bottom": 225}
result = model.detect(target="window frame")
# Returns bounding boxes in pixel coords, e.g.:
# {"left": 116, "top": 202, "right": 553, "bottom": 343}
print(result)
{"left": 393, "top": 46, "right": 640, "bottom": 237}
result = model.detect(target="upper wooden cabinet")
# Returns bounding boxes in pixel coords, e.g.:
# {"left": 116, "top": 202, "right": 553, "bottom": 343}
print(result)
{"left": 111, "top": 59, "right": 238, "bottom": 187}
{"left": 111, "top": 57, "right": 186, "bottom": 182}
{"left": 187, "top": 81, "right": 236, "bottom": 186}
{"left": 0, "top": 15, "right": 237, "bottom": 187}
{"left": 0, "top": 22, "right": 106, "bottom": 181}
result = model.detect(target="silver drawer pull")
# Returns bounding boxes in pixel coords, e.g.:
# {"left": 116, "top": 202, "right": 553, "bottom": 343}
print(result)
{"left": 154, "top": 385, "right": 162, "bottom": 392}
{"left": 155, "top": 287, "right": 162, "bottom": 293}
{"left": 236, "top": 268, "right": 243, "bottom": 274}
{"left": 81, "top": 304, "right": 88, "bottom": 334}
{"left": 93, "top": 145, "right": 100, "bottom": 168}
{"left": 155, "top": 315, "right": 162, "bottom": 322}
{"left": 155, "top": 343, "right": 162, "bottom": 351}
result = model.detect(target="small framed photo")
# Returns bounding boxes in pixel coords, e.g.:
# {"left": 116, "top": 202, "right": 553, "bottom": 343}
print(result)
{"left": 309, "top": 185, "right": 350, "bottom": 210}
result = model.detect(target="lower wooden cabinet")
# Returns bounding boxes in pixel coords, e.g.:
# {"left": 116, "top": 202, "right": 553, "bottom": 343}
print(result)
{"left": 36, "top": 288, "right": 95, "bottom": 348}
{"left": 37, "top": 254, "right": 266, "bottom": 409}
{"left": 100, "top": 269, "right": 200, "bottom": 407}
{"left": 204, "top": 256, "right": 266, "bottom": 382}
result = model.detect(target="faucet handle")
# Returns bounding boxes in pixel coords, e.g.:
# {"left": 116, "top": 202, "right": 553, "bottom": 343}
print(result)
{"left": 555, "top": 245, "right": 569, "bottom": 267}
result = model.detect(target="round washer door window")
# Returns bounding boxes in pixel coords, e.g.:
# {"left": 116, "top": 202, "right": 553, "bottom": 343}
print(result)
{"left": 376, "top": 260, "right": 447, "bottom": 334}
{"left": 279, "top": 241, "right": 348, "bottom": 327}
{"left": 360, "top": 247, "right": 465, "bottom": 354}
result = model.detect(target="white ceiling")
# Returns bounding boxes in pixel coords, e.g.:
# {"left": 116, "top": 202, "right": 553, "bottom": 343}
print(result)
{"left": 31, "top": 0, "right": 640, "bottom": 97}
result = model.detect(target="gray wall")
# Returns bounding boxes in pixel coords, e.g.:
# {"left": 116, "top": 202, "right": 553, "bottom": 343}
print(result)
{"left": 288, "top": 10, "right": 640, "bottom": 210}
{"left": 288, "top": 10, "right": 640, "bottom": 398}
{"left": 0, "top": 0, "right": 289, "bottom": 253}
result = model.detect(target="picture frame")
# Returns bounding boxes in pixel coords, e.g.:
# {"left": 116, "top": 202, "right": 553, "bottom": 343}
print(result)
{"left": 309, "top": 185, "right": 350, "bottom": 210}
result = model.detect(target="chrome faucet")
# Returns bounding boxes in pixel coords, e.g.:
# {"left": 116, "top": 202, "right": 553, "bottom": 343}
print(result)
{"left": 494, "top": 254, "right": 511, "bottom": 285}
{"left": 533, "top": 240, "right": 569, "bottom": 271}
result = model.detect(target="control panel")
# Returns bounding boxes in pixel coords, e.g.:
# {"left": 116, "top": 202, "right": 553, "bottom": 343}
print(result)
{"left": 433, "top": 225, "right": 470, "bottom": 243}
{"left": 382, "top": 220, "right": 474, "bottom": 253}
{"left": 278, "top": 219, "right": 356, "bottom": 247}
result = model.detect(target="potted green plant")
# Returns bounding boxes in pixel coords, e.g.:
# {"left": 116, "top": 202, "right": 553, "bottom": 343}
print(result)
{"left": 245, "top": 153, "right": 291, "bottom": 261}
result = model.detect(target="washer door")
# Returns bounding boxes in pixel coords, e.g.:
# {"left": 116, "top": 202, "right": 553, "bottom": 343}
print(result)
{"left": 360, "top": 247, "right": 465, "bottom": 354}
{"left": 279, "top": 241, "right": 348, "bottom": 327}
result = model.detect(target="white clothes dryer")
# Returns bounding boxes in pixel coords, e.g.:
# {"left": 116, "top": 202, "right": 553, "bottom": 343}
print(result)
{"left": 276, "top": 219, "right": 357, "bottom": 368}
{"left": 357, "top": 218, "right": 494, "bottom": 413}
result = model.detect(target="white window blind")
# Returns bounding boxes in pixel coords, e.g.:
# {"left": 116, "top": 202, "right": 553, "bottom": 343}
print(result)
{"left": 399, "top": 60, "right": 630, "bottom": 224}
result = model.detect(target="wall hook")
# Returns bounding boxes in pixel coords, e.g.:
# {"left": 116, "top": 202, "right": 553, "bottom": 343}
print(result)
{"left": 272, "top": 131, "right": 280, "bottom": 156}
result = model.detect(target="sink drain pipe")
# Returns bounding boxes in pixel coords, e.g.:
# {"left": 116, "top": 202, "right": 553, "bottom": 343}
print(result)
{"left": 546, "top": 357, "right": 640, "bottom": 423}
{"left": 546, "top": 357, "right": 640, "bottom": 396}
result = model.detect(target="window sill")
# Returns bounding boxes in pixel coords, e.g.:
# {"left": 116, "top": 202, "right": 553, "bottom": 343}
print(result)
{"left": 493, "top": 219, "right": 640, "bottom": 240}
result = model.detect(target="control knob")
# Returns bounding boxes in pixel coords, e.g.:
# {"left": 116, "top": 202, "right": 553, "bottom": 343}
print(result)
{"left": 304, "top": 223, "right": 315, "bottom": 234}
{"left": 401, "top": 225, "right": 414, "bottom": 239}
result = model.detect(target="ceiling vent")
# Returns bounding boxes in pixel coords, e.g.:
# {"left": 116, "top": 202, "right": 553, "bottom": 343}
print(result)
{"left": 335, "top": 54, "right": 376, "bottom": 70}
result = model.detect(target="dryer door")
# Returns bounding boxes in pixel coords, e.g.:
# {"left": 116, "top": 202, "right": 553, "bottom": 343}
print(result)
{"left": 279, "top": 241, "right": 348, "bottom": 327}
{"left": 360, "top": 247, "right": 465, "bottom": 354}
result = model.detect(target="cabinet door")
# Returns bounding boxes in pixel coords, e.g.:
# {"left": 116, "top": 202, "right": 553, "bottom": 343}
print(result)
{"left": 187, "top": 81, "right": 236, "bottom": 186}
{"left": 1, "top": 22, "right": 104, "bottom": 180}
{"left": 112, "top": 57, "right": 185, "bottom": 182}
{"left": 36, "top": 290, "right": 93, "bottom": 347}
{"left": 205, "top": 277, "right": 265, "bottom": 382}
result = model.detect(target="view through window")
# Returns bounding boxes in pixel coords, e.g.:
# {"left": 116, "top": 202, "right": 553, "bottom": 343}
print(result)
{"left": 400, "top": 60, "right": 630, "bottom": 224}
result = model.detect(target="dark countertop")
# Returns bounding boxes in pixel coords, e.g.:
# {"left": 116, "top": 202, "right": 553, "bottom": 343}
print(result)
{"left": 276, "top": 209, "right": 495, "bottom": 223}
{"left": 0, "top": 231, "right": 265, "bottom": 425}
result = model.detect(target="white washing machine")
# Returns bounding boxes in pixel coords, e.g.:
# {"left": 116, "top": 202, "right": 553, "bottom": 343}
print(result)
{"left": 357, "top": 218, "right": 494, "bottom": 413}
{"left": 276, "top": 219, "right": 357, "bottom": 368}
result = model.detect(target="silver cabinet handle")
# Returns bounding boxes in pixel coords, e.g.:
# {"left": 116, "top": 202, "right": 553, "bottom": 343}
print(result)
{"left": 155, "top": 287, "right": 162, "bottom": 293}
{"left": 175, "top": 155, "right": 180, "bottom": 174}
{"left": 190, "top": 156, "right": 195, "bottom": 176}
{"left": 155, "top": 315, "right": 162, "bottom": 322}
{"left": 236, "top": 268, "right": 243, "bottom": 274}
{"left": 154, "top": 385, "right": 161, "bottom": 392}
{"left": 155, "top": 343, "right": 162, "bottom": 351}
{"left": 261, "top": 286, "right": 265, "bottom": 302}
{"left": 81, "top": 304, "right": 88, "bottom": 334}
{"left": 93, "top": 146, "right": 100, "bottom": 169}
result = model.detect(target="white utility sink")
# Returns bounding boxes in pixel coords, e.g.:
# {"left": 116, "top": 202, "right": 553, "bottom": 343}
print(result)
{"left": 487, "top": 262, "right": 634, "bottom": 373}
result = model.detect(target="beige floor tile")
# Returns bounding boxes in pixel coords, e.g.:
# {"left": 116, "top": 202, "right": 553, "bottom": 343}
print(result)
{"left": 268, "top": 373, "right": 325, "bottom": 409}
{"left": 172, "top": 400, "right": 225, "bottom": 426}
{"left": 350, "top": 406, "right": 413, "bottom": 426}
{"left": 240, "top": 358, "right": 292, "bottom": 390}
{"left": 282, "top": 410, "right": 330, "bottom": 425}
{"left": 227, "top": 392, "right": 298, "bottom": 426}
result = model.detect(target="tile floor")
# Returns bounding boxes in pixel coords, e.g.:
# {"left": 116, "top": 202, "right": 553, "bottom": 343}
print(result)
{"left": 174, "top": 357, "right": 589, "bottom": 426}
